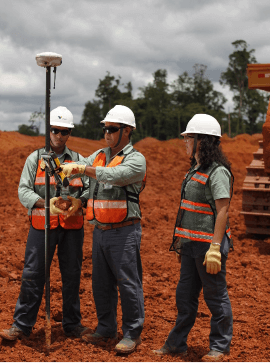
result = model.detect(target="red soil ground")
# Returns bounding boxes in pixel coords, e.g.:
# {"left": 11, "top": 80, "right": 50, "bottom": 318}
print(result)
{"left": 0, "top": 131, "right": 269, "bottom": 362}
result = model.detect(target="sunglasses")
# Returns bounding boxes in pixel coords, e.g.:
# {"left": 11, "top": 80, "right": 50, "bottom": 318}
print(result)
{"left": 50, "top": 128, "right": 71, "bottom": 136}
{"left": 102, "top": 125, "right": 126, "bottom": 134}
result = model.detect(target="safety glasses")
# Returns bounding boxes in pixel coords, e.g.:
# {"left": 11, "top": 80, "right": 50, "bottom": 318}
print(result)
{"left": 50, "top": 128, "right": 71, "bottom": 136}
{"left": 102, "top": 125, "right": 126, "bottom": 134}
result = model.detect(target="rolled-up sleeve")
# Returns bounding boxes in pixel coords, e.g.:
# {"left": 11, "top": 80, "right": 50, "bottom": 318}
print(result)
{"left": 77, "top": 153, "right": 90, "bottom": 199}
{"left": 18, "top": 152, "right": 41, "bottom": 210}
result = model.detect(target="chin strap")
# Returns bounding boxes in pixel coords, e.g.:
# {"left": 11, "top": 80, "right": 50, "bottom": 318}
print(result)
{"left": 114, "top": 127, "right": 124, "bottom": 148}
{"left": 192, "top": 134, "right": 198, "bottom": 159}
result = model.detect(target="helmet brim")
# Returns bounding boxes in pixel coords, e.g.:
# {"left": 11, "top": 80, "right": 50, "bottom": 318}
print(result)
{"left": 180, "top": 130, "right": 222, "bottom": 137}
{"left": 100, "top": 119, "right": 136, "bottom": 129}
{"left": 50, "top": 121, "right": 74, "bottom": 128}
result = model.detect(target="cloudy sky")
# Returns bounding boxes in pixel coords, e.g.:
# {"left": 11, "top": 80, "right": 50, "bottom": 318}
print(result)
{"left": 1, "top": 0, "right": 270, "bottom": 133}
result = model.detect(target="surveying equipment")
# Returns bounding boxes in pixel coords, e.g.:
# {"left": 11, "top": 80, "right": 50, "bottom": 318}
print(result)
{"left": 35, "top": 52, "right": 62, "bottom": 353}
{"left": 41, "top": 151, "right": 69, "bottom": 188}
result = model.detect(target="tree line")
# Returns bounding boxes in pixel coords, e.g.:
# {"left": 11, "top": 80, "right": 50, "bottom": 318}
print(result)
{"left": 20, "top": 40, "right": 269, "bottom": 141}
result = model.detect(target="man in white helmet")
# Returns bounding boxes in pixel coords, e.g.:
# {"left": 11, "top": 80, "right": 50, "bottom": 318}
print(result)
{"left": 153, "top": 114, "right": 233, "bottom": 361}
{"left": 0, "top": 106, "right": 90, "bottom": 341}
{"left": 61, "top": 105, "right": 146, "bottom": 354}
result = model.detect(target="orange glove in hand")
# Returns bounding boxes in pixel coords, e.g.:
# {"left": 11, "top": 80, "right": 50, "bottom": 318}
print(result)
{"left": 50, "top": 197, "right": 64, "bottom": 215}
{"left": 203, "top": 244, "right": 221, "bottom": 274}
{"left": 63, "top": 196, "right": 82, "bottom": 220}
{"left": 60, "top": 163, "right": 86, "bottom": 178}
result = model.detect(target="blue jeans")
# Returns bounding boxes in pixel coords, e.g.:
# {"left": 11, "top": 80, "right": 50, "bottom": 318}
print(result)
{"left": 92, "top": 223, "right": 144, "bottom": 339}
{"left": 13, "top": 225, "right": 84, "bottom": 335}
{"left": 166, "top": 252, "right": 233, "bottom": 353}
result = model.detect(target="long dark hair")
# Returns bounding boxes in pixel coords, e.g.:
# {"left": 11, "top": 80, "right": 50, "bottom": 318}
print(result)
{"left": 190, "top": 134, "right": 231, "bottom": 171}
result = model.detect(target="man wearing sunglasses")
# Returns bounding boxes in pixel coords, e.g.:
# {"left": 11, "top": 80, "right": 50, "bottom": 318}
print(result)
{"left": 0, "top": 106, "right": 90, "bottom": 341}
{"left": 61, "top": 105, "right": 146, "bottom": 354}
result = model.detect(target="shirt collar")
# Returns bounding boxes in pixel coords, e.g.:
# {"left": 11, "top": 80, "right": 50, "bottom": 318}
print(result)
{"left": 42, "top": 145, "right": 72, "bottom": 159}
{"left": 106, "top": 141, "right": 133, "bottom": 158}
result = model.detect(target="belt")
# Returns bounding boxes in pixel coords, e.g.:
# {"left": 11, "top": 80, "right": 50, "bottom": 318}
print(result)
{"left": 96, "top": 219, "right": 140, "bottom": 231}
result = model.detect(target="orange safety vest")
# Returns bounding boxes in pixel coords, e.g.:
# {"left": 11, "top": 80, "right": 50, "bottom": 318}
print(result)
{"left": 86, "top": 150, "right": 146, "bottom": 224}
{"left": 30, "top": 155, "right": 84, "bottom": 230}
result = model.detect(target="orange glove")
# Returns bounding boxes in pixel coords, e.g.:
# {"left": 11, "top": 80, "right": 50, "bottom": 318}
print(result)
{"left": 60, "top": 163, "right": 86, "bottom": 178}
{"left": 63, "top": 196, "right": 82, "bottom": 219}
{"left": 203, "top": 244, "right": 221, "bottom": 274}
{"left": 50, "top": 197, "right": 64, "bottom": 215}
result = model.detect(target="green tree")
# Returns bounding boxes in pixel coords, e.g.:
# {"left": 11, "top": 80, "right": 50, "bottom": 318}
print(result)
{"left": 171, "top": 64, "right": 227, "bottom": 134}
{"left": 95, "top": 72, "right": 132, "bottom": 118}
{"left": 241, "top": 89, "right": 268, "bottom": 134}
{"left": 75, "top": 72, "right": 133, "bottom": 140}
{"left": 72, "top": 100, "right": 103, "bottom": 139}
{"left": 220, "top": 40, "right": 267, "bottom": 134}
{"left": 136, "top": 69, "right": 174, "bottom": 140}
{"left": 18, "top": 110, "right": 44, "bottom": 136}
{"left": 18, "top": 124, "right": 39, "bottom": 136}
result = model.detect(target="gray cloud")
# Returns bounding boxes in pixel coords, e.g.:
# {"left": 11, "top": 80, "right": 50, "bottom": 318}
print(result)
{"left": 0, "top": 0, "right": 270, "bottom": 132}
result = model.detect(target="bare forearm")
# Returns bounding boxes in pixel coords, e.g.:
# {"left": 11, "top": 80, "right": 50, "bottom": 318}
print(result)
{"left": 212, "top": 210, "right": 227, "bottom": 244}
{"left": 213, "top": 198, "right": 230, "bottom": 245}
{"left": 34, "top": 198, "right": 45, "bottom": 208}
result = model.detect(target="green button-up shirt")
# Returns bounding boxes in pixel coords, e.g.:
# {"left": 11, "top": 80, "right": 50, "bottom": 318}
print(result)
{"left": 18, "top": 146, "right": 89, "bottom": 215}
{"left": 80, "top": 142, "right": 146, "bottom": 226}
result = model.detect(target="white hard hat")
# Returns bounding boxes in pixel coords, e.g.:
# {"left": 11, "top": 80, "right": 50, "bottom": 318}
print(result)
{"left": 101, "top": 105, "right": 136, "bottom": 128}
{"left": 50, "top": 106, "right": 74, "bottom": 128}
{"left": 181, "top": 114, "right": 221, "bottom": 137}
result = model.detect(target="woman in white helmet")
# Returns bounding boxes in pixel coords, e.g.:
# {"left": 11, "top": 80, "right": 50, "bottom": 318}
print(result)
{"left": 153, "top": 114, "right": 233, "bottom": 361}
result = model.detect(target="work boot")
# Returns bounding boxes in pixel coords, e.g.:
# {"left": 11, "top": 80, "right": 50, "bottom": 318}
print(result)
{"left": 202, "top": 349, "right": 227, "bottom": 361}
{"left": 64, "top": 325, "right": 90, "bottom": 338}
{"left": 82, "top": 331, "right": 118, "bottom": 345}
{"left": 0, "top": 326, "right": 25, "bottom": 341}
{"left": 153, "top": 343, "right": 187, "bottom": 356}
{"left": 115, "top": 336, "right": 141, "bottom": 354}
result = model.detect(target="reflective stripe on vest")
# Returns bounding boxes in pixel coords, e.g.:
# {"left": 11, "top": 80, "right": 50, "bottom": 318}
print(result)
{"left": 86, "top": 199, "right": 127, "bottom": 223}
{"left": 175, "top": 165, "right": 230, "bottom": 243}
{"left": 191, "top": 171, "right": 209, "bottom": 185}
{"left": 30, "top": 208, "right": 59, "bottom": 230}
{"left": 30, "top": 208, "right": 84, "bottom": 230}
{"left": 35, "top": 160, "right": 83, "bottom": 187}
{"left": 175, "top": 227, "right": 214, "bottom": 243}
{"left": 180, "top": 199, "right": 214, "bottom": 215}
{"left": 32, "top": 155, "right": 84, "bottom": 230}
{"left": 226, "top": 227, "right": 231, "bottom": 239}
{"left": 86, "top": 151, "right": 128, "bottom": 223}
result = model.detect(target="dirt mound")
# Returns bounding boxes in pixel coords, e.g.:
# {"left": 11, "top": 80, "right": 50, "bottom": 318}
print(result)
{"left": 0, "top": 132, "right": 269, "bottom": 362}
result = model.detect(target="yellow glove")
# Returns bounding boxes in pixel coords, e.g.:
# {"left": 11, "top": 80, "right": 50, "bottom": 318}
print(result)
{"left": 40, "top": 158, "right": 46, "bottom": 171}
{"left": 50, "top": 197, "right": 64, "bottom": 215}
{"left": 175, "top": 252, "right": 181, "bottom": 263}
{"left": 63, "top": 196, "right": 82, "bottom": 219}
{"left": 60, "top": 163, "right": 86, "bottom": 178}
{"left": 203, "top": 244, "right": 221, "bottom": 274}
